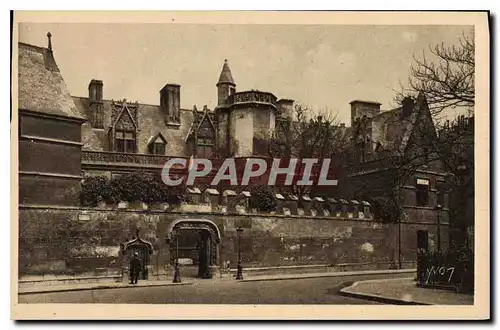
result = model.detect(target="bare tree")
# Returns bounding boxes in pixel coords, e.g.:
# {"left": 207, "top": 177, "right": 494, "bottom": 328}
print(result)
{"left": 267, "top": 104, "right": 350, "bottom": 196}
{"left": 396, "top": 32, "right": 474, "bottom": 115}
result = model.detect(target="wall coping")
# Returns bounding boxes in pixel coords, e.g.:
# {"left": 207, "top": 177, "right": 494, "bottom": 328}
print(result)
{"left": 18, "top": 204, "right": 449, "bottom": 226}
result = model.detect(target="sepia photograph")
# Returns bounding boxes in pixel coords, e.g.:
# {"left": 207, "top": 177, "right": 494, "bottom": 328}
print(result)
{"left": 10, "top": 11, "right": 490, "bottom": 320}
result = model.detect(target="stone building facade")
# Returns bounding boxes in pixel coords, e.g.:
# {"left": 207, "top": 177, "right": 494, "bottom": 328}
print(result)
{"left": 17, "top": 34, "right": 453, "bottom": 280}
{"left": 343, "top": 94, "right": 450, "bottom": 254}
{"left": 73, "top": 58, "right": 295, "bottom": 179}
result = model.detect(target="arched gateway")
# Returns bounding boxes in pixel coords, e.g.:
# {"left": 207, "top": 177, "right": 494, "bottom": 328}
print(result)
{"left": 167, "top": 219, "right": 221, "bottom": 279}
{"left": 121, "top": 229, "right": 154, "bottom": 280}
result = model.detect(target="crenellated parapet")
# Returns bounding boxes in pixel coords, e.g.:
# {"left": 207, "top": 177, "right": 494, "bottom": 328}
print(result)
{"left": 225, "top": 90, "right": 278, "bottom": 109}
{"left": 102, "top": 186, "right": 374, "bottom": 221}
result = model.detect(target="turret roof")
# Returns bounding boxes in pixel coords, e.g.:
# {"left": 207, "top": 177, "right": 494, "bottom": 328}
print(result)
{"left": 217, "top": 59, "right": 235, "bottom": 86}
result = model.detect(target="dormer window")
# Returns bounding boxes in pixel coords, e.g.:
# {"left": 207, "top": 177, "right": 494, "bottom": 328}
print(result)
{"left": 147, "top": 133, "right": 168, "bottom": 155}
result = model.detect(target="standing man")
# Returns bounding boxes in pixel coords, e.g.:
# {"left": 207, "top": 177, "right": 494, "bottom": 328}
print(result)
{"left": 129, "top": 252, "right": 142, "bottom": 284}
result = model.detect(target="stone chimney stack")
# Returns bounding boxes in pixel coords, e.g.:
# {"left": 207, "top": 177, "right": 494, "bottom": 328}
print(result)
{"left": 88, "top": 79, "right": 104, "bottom": 128}
{"left": 160, "top": 84, "right": 181, "bottom": 125}
{"left": 88, "top": 79, "right": 103, "bottom": 102}
{"left": 277, "top": 99, "right": 295, "bottom": 120}
{"left": 349, "top": 100, "right": 381, "bottom": 126}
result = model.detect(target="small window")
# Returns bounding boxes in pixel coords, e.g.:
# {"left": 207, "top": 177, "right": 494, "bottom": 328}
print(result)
{"left": 153, "top": 143, "right": 165, "bottom": 155}
{"left": 416, "top": 178, "right": 429, "bottom": 206}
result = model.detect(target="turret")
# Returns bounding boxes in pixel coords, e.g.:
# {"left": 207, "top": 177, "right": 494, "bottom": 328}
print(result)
{"left": 216, "top": 59, "right": 236, "bottom": 106}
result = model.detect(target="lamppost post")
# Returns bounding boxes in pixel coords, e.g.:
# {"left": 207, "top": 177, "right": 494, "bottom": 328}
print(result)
{"left": 236, "top": 227, "right": 244, "bottom": 280}
{"left": 172, "top": 231, "right": 181, "bottom": 283}
{"left": 435, "top": 204, "right": 442, "bottom": 253}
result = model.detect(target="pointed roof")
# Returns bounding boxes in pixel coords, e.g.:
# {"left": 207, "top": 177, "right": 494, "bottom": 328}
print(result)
{"left": 217, "top": 59, "right": 235, "bottom": 86}
{"left": 370, "top": 92, "right": 434, "bottom": 154}
{"left": 18, "top": 40, "right": 84, "bottom": 120}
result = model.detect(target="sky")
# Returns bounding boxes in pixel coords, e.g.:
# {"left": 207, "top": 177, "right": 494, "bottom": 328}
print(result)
{"left": 18, "top": 23, "right": 472, "bottom": 126}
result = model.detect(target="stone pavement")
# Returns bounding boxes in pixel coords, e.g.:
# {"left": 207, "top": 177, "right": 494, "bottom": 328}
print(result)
{"left": 18, "top": 279, "right": 194, "bottom": 295}
{"left": 18, "top": 268, "right": 415, "bottom": 295}
{"left": 340, "top": 277, "right": 474, "bottom": 305}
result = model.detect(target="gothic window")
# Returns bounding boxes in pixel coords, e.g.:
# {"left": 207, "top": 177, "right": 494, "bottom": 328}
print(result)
{"left": 115, "top": 130, "right": 136, "bottom": 153}
{"left": 196, "top": 137, "right": 214, "bottom": 158}
{"left": 195, "top": 116, "right": 215, "bottom": 158}
{"left": 416, "top": 178, "right": 430, "bottom": 206}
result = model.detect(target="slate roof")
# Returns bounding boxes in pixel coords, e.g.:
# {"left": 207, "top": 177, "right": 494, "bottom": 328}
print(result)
{"left": 72, "top": 96, "right": 194, "bottom": 155}
{"left": 370, "top": 93, "right": 429, "bottom": 154}
{"left": 217, "top": 59, "right": 235, "bottom": 86}
{"left": 18, "top": 42, "right": 83, "bottom": 120}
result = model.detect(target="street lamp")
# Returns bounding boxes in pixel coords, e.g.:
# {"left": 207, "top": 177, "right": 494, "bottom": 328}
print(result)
{"left": 172, "top": 231, "right": 181, "bottom": 283}
{"left": 236, "top": 227, "right": 244, "bottom": 280}
{"left": 435, "top": 204, "right": 442, "bottom": 253}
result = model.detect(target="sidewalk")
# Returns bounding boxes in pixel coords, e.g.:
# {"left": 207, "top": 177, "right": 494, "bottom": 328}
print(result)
{"left": 340, "top": 278, "right": 474, "bottom": 305}
{"left": 18, "top": 280, "right": 193, "bottom": 295}
{"left": 240, "top": 268, "right": 415, "bottom": 282}
{"left": 18, "top": 268, "right": 416, "bottom": 295}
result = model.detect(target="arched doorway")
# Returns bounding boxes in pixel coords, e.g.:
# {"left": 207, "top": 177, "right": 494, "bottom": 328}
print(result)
{"left": 122, "top": 229, "right": 154, "bottom": 280}
{"left": 167, "top": 219, "right": 221, "bottom": 279}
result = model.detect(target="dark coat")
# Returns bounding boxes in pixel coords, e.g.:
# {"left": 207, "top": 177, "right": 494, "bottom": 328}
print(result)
{"left": 130, "top": 257, "right": 142, "bottom": 273}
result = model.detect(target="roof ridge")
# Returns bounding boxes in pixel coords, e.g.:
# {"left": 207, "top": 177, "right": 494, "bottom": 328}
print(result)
{"left": 18, "top": 42, "right": 47, "bottom": 53}
{"left": 71, "top": 96, "right": 201, "bottom": 112}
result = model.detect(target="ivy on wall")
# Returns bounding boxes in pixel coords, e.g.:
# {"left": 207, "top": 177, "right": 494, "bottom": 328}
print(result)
{"left": 80, "top": 173, "right": 186, "bottom": 207}
{"left": 249, "top": 186, "right": 277, "bottom": 213}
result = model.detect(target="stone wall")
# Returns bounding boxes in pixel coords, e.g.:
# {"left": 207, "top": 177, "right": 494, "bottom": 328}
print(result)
{"left": 18, "top": 205, "right": 448, "bottom": 278}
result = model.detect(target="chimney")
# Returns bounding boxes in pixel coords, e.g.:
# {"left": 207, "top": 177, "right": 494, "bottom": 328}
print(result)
{"left": 349, "top": 100, "right": 381, "bottom": 126}
{"left": 88, "top": 79, "right": 103, "bottom": 102}
{"left": 160, "top": 84, "right": 181, "bottom": 125}
{"left": 88, "top": 79, "right": 104, "bottom": 128}
{"left": 401, "top": 97, "right": 415, "bottom": 118}
{"left": 277, "top": 99, "right": 294, "bottom": 120}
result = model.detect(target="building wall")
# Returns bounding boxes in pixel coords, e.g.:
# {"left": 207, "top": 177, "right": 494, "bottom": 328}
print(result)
{"left": 18, "top": 206, "right": 448, "bottom": 277}
{"left": 230, "top": 108, "right": 254, "bottom": 156}
{"left": 18, "top": 112, "right": 83, "bottom": 206}
{"left": 215, "top": 110, "right": 229, "bottom": 151}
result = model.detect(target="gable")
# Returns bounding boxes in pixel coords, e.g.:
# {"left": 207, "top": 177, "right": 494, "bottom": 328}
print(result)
{"left": 115, "top": 109, "right": 136, "bottom": 131}
{"left": 147, "top": 132, "right": 168, "bottom": 147}
{"left": 197, "top": 116, "right": 215, "bottom": 139}
{"left": 403, "top": 95, "right": 438, "bottom": 156}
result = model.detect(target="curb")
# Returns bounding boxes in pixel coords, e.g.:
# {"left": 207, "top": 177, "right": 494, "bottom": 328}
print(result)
{"left": 239, "top": 269, "right": 416, "bottom": 282}
{"left": 18, "top": 281, "right": 194, "bottom": 295}
{"left": 339, "top": 280, "right": 431, "bottom": 305}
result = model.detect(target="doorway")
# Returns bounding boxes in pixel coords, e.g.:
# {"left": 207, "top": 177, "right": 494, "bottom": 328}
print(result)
{"left": 168, "top": 219, "right": 221, "bottom": 279}
{"left": 122, "top": 230, "right": 154, "bottom": 280}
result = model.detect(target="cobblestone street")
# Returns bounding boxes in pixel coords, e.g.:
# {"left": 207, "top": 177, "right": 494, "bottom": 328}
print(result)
{"left": 17, "top": 273, "right": 410, "bottom": 304}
